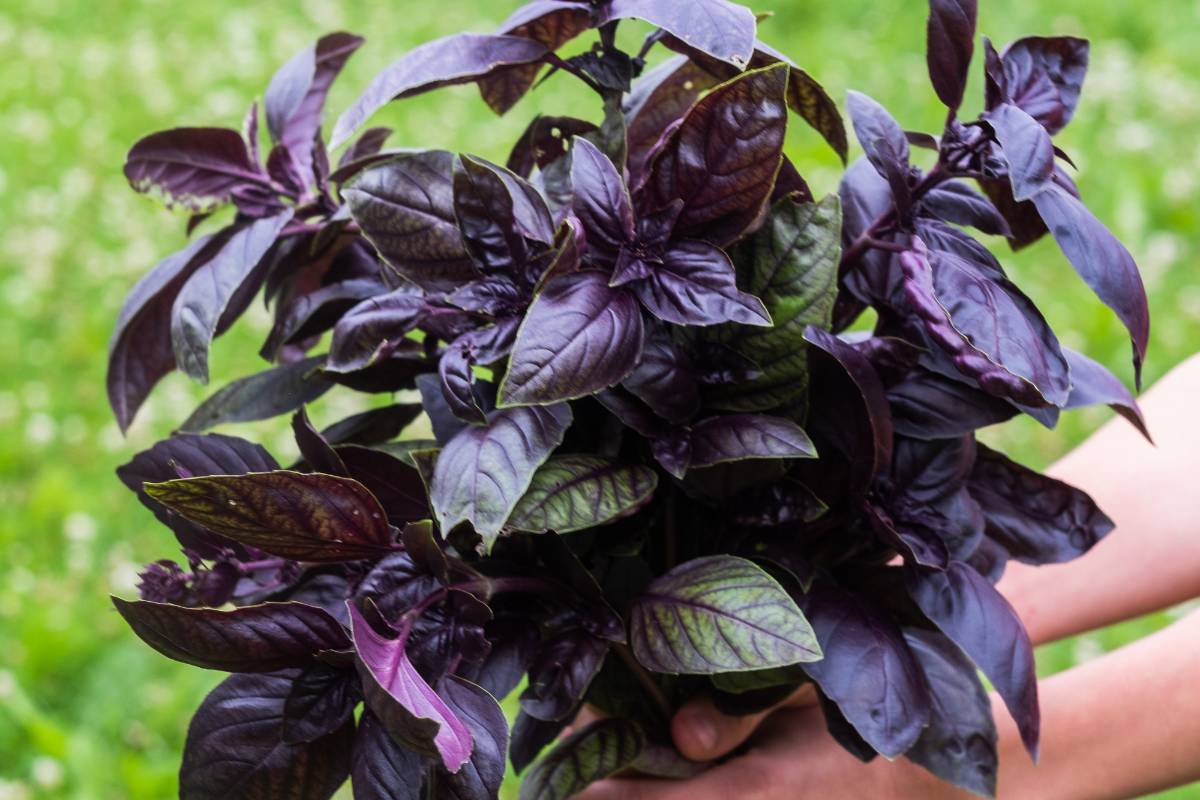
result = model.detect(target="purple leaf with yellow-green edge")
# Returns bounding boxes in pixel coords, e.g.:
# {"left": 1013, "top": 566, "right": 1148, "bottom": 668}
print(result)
{"left": 144, "top": 471, "right": 394, "bottom": 562}
{"left": 347, "top": 601, "right": 473, "bottom": 772}
{"left": 112, "top": 598, "right": 350, "bottom": 672}
{"left": 431, "top": 403, "right": 572, "bottom": 552}
{"left": 629, "top": 555, "right": 821, "bottom": 674}
{"left": 519, "top": 718, "right": 645, "bottom": 800}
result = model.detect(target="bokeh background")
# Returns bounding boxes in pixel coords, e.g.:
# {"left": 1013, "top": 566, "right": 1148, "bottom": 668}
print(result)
{"left": 1, "top": 0, "right": 1198, "bottom": 797}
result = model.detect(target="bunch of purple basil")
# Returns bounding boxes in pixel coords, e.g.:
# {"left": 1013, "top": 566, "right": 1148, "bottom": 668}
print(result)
{"left": 109, "top": 1, "right": 1151, "bottom": 798}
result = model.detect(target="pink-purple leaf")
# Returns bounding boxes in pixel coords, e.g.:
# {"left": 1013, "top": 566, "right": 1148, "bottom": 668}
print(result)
{"left": 347, "top": 601, "right": 474, "bottom": 772}
{"left": 331, "top": 34, "right": 550, "bottom": 150}
{"left": 500, "top": 272, "right": 645, "bottom": 407}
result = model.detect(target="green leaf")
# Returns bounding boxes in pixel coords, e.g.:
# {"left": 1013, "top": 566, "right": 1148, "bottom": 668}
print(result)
{"left": 144, "top": 470, "right": 394, "bottom": 562}
{"left": 698, "top": 195, "right": 842, "bottom": 413}
{"left": 629, "top": 555, "right": 822, "bottom": 674}
{"left": 519, "top": 719, "right": 645, "bottom": 800}
{"left": 710, "top": 664, "right": 808, "bottom": 694}
{"left": 508, "top": 456, "right": 658, "bottom": 534}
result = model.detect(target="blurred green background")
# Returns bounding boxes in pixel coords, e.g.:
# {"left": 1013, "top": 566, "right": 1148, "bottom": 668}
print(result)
{"left": 1, "top": 0, "right": 1197, "bottom": 797}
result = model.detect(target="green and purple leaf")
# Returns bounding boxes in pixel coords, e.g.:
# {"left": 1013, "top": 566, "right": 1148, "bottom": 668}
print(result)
{"left": 508, "top": 455, "right": 658, "bottom": 534}
{"left": 518, "top": 718, "right": 645, "bottom": 800}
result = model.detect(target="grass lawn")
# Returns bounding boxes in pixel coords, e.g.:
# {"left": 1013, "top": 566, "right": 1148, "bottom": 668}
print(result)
{"left": 1, "top": 0, "right": 1197, "bottom": 797}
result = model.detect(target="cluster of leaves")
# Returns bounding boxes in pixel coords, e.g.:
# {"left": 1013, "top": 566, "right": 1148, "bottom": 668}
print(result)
{"left": 109, "top": 1, "right": 1151, "bottom": 798}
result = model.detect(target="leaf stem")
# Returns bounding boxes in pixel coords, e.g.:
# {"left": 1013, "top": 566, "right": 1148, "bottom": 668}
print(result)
{"left": 615, "top": 642, "right": 673, "bottom": 722}
{"left": 837, "top": 162, "right": 949, "bottom": 276}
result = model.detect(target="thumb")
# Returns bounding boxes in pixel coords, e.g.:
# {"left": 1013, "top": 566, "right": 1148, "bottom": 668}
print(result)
{"left": 670, "top": 684, "right": 817, "bottom": 761}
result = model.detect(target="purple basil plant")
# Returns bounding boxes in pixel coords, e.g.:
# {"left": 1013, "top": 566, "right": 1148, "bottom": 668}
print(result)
{"left": 109, "top": 1, "right": 1151, "bottom": 797}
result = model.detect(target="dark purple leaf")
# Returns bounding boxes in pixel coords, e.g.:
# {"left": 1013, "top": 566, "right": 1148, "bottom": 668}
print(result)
{"left": 326, "top": 286, "right": 426, "bottom": 373}
{"left": 179, "top": 355, "right": 332, "bottom": 432}
{"left": 292, "top": 408, "right": 348, "bottom": 476}
{"left": 332, "top": 34, "right": 550, "bottom": 149}
{"left": 988, "top": 37, "right": 1089, "bottom": 135}
{"left": 347, "top": 601, "right": 473, "bottom": 772}
{"left": 838, "top": 158, "right": 902, "bottom": 308}
{"left": 688, "top": 414, "right": 816, "bottom": 469}
{"left": 630, "top": 555, "right": 820, "bottom": 674}
{"left": 624, "top": 57, "right": 720, "bottom": 179}
{"left": 634, "top": 240, "right": 771, "bottom": 327}
{"left": 507, "top": 115, "right": 597, "bottom": 177}
{"left": 622, "top": 330, "right": 699, "bottom": 424}
{"left": 925, "top": 0, "right": 977, "bottom": 110}
{"left": 1062, "top": 348, "right": 1150, "bottom": 440}
{"left": 283, "top": 663, "right": 359, "bottom": 744}
{"left": 601, "top": 0, "right": 756, "bottom": 68}
{"left": 888, "top": 369, "right": 1018, "bottom": 439}
{"left": 108, "top": 232, "right": 224, "bottom": 431}
{"left": 144, "top": 471, "right": 394, "bottom": 562}
{"left": 570, "top": 137, "right": 635, "bottom": 266}
{"left": 845, "top": 91, "right": 911, "bottom": 210}
{"left": 437, "top": 677, "right": 508, "bottom": 799}
{"left": 641, "top": 64, "right": 789, "bottom": 246}
{"left": 920, "top": 179, "right": 1010, "bottom": 237}
{"left": 264, "top": 32, "right": 363, "bottom": 186}
{"left": 508, "top": 455, "right": 658, "bottom": 534}
{"left": 969, "top": 443, "right": 1113, "bottom": 566}
{"left": 337, "top": 126, "right": 394, "bottom": 170}
{"left": 180, "top": 671, "right": 353, "bottom": 800}
{"left": 124, "top": 128, "right": 271, "bottom": 213}
{"left": 903, "top": 629, "right": 998, "bottom": 797}
{"left": 171, "top": 210, "right": 293, "bottom": 383}
{"left": 345, "top": 151, "right": 477, "bottom": 290}
{"left": 749, "top": 43, "right": 849, "bottom": 164}
{"left": 320, "top": 404, "right": 421, "bottom": 448}
{"left": 906, "top": 562, "right": 1039, "bottom": 759}
{"left": 351, "top": 709, "right": 425, "bottom": 800}
{"left": 984, "top": 102, "right": 1054, "bottom": 202}
{"left": 518, "top": 718, "right": 645, "bottom": 800}
{"left": 500, "top": 271, "right": 645, "bottom": 406}
{"left": 262, "top": 277, "right": 384, "bottom": 361}
{"left": 899, "top": 237, "right": 1070, "bottom": 407}
{"left": 798, "top": 582, "right": 931, "bottom": 758}
{"left": 510, "top": 712, "right": 570, "bottom": 774}
{"left": 431, "top": 404, "right": 572, "bottom": 551}
{"left": 1030, "top": 184, "right": 1149, "bottom": 383}
{"left": 478, "top": 1, "right": 593, "bottom": 115}
{"left": 453, "top": 155, "right": 554, "bottom": 282}
{"left": 521, "top": 630, "right": 609, "bottom": 721}
{"left": 112, "top": 598, "right": 349, "bottom": 672}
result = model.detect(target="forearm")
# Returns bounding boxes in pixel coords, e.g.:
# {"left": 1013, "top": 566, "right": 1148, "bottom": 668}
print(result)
{"left": 998, "top": 353, "right": 1200, "bottom": 646}
{"left": 992, "top": 608, "right": 1200, "bottom": 800}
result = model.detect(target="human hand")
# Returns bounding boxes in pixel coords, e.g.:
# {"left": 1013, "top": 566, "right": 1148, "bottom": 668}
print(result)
{"left": 578, "top": 689, "right": 971, "bottom": 800}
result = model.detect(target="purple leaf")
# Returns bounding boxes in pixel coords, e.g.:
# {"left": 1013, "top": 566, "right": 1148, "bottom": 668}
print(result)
{"left": 292, "top": 408, "right": 348, "bottom": 476}
{"left": 112, "top": 598, "right": 350, "bottom": 672}
{"left": 144, "top": 471, "right": 394, "bottom": 562}
{"left": 899, "top": 237, "right": 1070, "bottom": 407}
{"left": 179, "top": 355, "right": 332, "bottom": 432}
{"left": 630, "top": 555, "right": 821, "bottom": 674}
{"left": 984, "top": 103, "right": 1054, "bottom": 202}
{"left": 479, "top": 1, "right": 593, "bottom": 115}
{"left": 283, "top": 664, "right": 359, "bottom": 744}
{"left": 624, "top": 57, "right": 719, "bottom": 180}
{"left": 326, "top": 286, "right": 427, "bottom": 374}
{"left": 987, "top": 37, "right": 1089, "bottom": 135}
{"left": 635, "top": 240, "right": 770, "bottom": 327}
{"left": 347, "top": 601, "right": 473, "bottom": 772}
{"left": 508, "top": 455, "right": 658, "bottom": 534}
{"left": 331, "top": 34, "right": 550, "bottom": 150}
{"left": 350, "top": 710, "right": 425, "bottom": 800}
{"left": 888, "top": 369, "right": 1018, "bottom": 439}
{"left": 570, "top": 137, "right": 635, "bottom": 266}
{"left": 622, "top": 330, "right": 699, "bottom": 424}
{"left": 906, "top": 562, "right": 1040, "bottom": 759}
{"left": 500, "top": 272, "right": 645, "bottom": 406}
{"left": 969, "top": 443, "right": 1114, "bottom": 566}
{"left": 925, "top": 0, "right": 977, "bottom": 110}
{"left": 1062, "top": 347, "right": 1150, "bottom": 440}
{"left": 507, "top": 115, "right": 597, "bottom": 177}
{"left": 920, "top": 179, "right": 1011, "bottom": 237}
{"left": 688, "top": 414, "right": 816, "bottom": 469}
{"left": 1030, "top": 184, "right": 1149, "bottom": 383}
{"left": 454, "top": 154, "right": 554, "bottom": 275}
{"left": 601, "top": 0, "right": 756, "bottom": 68}
{"left": 124, "top": 127, "right": 272, "bottom": 213}
{"left": 903, "top": 629, "right": 999, "bottom": 797}
{"left": 641, "top": 64, "right": 789, "bottom": 246}
{"left": 334, "top": 445, "right": 430, "bottom": 527}
{"left": 345, "top": 151, "right": 477, "bottom": 290}
{"left": 108, "top": 232, "right": 223, "bottom": 431}
{"left": 262, "top": 277, "right": 385, "bottom": 362}
{"left": 171, "top": 210, "right": 293, "bottom": 383}
{"left": 180, "top": 671, "right": 354, "bottom": 800}
{"left": 437, "top": 677, "right": 508, "bottom": 798}
{"left": 518, "top": 718, "right": 645, "bottom": 800}
{"left": 321, "top": 403, "right": 422, "bottom": 447}
{"left": 521, "top": 630, "right": 609, "bottom": 722}
{"left": 798, "top": 582, "right": 932, "bottom": 757}
{"left": 265, "top": 32, "right": 363, "bottom": 187}
{"left": 337, "top": 126, "right": 394, "bottom": 170}
{"left": 846, "top": 91, "right": 911, "bottom": 211}
{"left": 431, "top": 404, "right": 572, "bottom": 551}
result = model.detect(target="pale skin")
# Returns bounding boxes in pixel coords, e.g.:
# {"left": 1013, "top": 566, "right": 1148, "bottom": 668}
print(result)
{"left": 580, "top": 353, "right": 1200, "bottom": 800}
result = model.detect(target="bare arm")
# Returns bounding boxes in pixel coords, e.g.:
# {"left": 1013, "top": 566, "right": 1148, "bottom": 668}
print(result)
{"left": 1000, "top": 352, "right": 1200, "bottom": 646}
